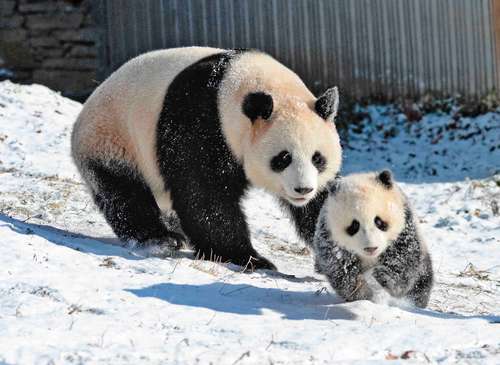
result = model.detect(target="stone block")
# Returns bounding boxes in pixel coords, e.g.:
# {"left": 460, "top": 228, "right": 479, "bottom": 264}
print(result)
{"left": 0, "top": 15, "right": 24, "bottom": 29}
{"left": 0, "top": 29, "right": 28, "bottom": 43}
{"left": 0, "top": 1, "right": 16, "bottom": 16}
{"left": 33, "top": 68, "right": 96, "bottom": 93}
{"left": 40, "top": 48, "right": 64, "bottom": 58}
{"left": 82, "top": 12, "right": 95, "bottom": 26}
{"left": 53, "top": 27, "right": 95, "bottom": 43}
{"left": 26, "top": 13, "right": 83, "bottom": 30}
{"left": 67, "top": 44, "right": 96, "bottom": 57}
{"left": 0, "top": 40, "right": 37, "bottom": 68}
{"left": 30, "top": 37, "right": 59, "bottom": 48}
{"left": 43, "top": 57, "right": 96, "bottom": 70}
{"left": 18, "top": 2, "right": 57, "bottom": 13}
{"left": 10, "top": 69, "right": 33, "bottom": 82}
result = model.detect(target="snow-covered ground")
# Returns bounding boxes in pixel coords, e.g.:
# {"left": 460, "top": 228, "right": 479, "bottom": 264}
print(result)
{"left": 0, "top": 80, "right": 499, "bottom": 364}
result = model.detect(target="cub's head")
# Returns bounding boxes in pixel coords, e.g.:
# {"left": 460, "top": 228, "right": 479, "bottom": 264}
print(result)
{"left": 325, "top": 170, "right": 406, "bottom": 258}
{"left": 239, "top": 87, "right": 342, "bottom": 206}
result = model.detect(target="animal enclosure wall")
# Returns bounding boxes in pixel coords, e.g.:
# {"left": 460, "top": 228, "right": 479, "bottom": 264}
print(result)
{"left": 96, "top": 0, "right": 500, "bottom": 100}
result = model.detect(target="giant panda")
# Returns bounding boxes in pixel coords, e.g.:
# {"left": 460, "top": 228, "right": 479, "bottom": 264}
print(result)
{"left": 71, "top": 47, "right": 342, "bottom": 270}
{"left": 312, "top": 170, "right": 433, "bottom": 307}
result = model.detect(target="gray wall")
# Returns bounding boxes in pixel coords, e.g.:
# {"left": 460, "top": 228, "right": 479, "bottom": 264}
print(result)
{"left": 1, "top": 0, "right": 98, "bottom": 99}
{"left": 98, "top": 0, "right": 498, "bottom": 99}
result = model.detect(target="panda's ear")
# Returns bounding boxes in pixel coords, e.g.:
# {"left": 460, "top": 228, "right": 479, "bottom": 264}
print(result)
{"left": 315, "top": 86, "right": 339, "bottom": 121}
{"left": 242, "top": 92, "right": 273, "bottom": 123}
{"left": 377, "top": 170, "right": 393, "bottom": 189}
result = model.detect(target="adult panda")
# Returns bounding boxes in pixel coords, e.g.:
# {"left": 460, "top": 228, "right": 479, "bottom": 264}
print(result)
{"left": 72, "top": 47, "right": 342, "bottom": 270}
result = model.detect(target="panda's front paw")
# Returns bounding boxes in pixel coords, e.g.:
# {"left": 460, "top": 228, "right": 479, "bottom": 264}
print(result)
{"left": 373, "top": 267, "right": 398, "bottom": 294}
{"left": 133, "top": 232, "right": 188, "bottom": 258}
{"left": 163, "top": 231, "right": 188, "bottom": 250}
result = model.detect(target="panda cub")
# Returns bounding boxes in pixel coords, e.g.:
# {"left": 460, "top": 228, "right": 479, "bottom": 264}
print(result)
{"left": 312, "top": 170, "right": 433, "bottom": 307}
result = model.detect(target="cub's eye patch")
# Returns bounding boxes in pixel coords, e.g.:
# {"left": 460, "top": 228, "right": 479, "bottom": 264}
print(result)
{"left": 346, "top": 219, "right": 360, "bottom": 236}
{"left": 270, "top": 150, "right": 292, "bottom": 172}
{"left": 312, "top": 151, "right": 326, "bottom": 173}
{"left": 374, "top": 216, "right": 389, "bottom": 231}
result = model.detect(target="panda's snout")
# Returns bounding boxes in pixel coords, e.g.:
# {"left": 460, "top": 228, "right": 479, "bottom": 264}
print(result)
{"left": 294, "top": 186, "right": 314, "bottom": 195}
{"left": 363, "top": 247, "right": 378, "bottom": 255}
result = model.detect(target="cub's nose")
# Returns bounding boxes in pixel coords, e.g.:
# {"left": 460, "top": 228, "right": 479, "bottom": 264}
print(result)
{"left": 294, "top": 187, "right": 313, "bottom": 195}
{"left": 364, "top": 247, "right": 378, "bottom": 255}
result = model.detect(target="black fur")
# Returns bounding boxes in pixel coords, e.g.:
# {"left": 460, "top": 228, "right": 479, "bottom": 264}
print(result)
{"left": 374, "top": 208, "right": 433, "bottom": 307}
{"left": 281, "top": 189, "right": 329, "bottom": 245}
{"left": 313, "top": 205, "right": 433, "bottom": 307}
{"left": 315, "top": 87, "right": 339, "bottom": 120}
{"left": 312, "top": 151, "right": 327, "bottom": 173}
{"left": 313, "top": 215, "right": 374, "bottom": 301}
{"left": 377, "top": 170, "right": 393, "bottom": 189}
{"left": 242, "top": 92, "right": 273, "bottom": 122}
{"left": 326, "top": 173, "right": 342, "bottom": 194}
{"left": 83, "top": 159, "right": 186, "bottom": 251}
{"left": 270, "top": 150, "right": 292, "bottom": 172}
{"left": 156, "top": 50, "right": 276, "bottom": 270}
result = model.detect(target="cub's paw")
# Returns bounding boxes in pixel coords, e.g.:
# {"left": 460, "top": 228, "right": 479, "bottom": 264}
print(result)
{"left": 373, "top": 267, "right": 398, "bottom": 294}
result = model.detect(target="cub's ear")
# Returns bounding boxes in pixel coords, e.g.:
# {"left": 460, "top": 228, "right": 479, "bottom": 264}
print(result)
{"left": 377, "top": 170, "right": 393, "bottom": 189}
{"left": 242, "top": 92, "right": 273, "bottom": 123}
{"left": 327, "top": 174, "right": 342, "bottom": 194}
{"left": 315, "top": 86, "right": 339, "bottom": 121}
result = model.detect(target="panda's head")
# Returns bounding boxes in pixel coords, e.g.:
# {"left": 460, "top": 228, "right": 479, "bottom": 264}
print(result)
{"left": 239, "top": 87, "right": 342, "bottom": 206}
{"left": 325, "top": 170, "right": 406, "bottom": 259}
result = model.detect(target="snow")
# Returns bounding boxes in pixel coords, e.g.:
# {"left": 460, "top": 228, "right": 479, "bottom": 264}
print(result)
{"left": 0, "top": 80, "right": 499, "bottom": 364}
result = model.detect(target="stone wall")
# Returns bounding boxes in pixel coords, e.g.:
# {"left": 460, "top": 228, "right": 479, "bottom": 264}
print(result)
{"left": 0, "top": 0, "right": 98, "bottom": 100}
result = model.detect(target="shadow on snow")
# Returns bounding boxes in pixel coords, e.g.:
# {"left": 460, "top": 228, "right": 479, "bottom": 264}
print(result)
{"left": 0, "top": 213, "right": 140, "bottom": 260}
{"left": 126, "top": 281, "right": 500, "bottom": 323}
{"left": 126, "top": 282, "right": 354, "bottom": 321}
{"left": 0, "top": 213, "right": 316, "bottom": 283}
{"left": 406, "top": 306, "right": 500, "bottom": 324}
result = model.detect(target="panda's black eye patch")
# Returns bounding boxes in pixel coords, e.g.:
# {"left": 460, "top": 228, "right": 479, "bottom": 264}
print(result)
{"left": 271, "top": 150, "right": 292, "bottom": 172}
{"left": 374, "top": 216, "right": 389, "bottom": 231}
{"left": 312, "top": 151, "right": 327, "bottom": 173}
{"left": 346, "top": 219, "right": 360, "bottom": 236}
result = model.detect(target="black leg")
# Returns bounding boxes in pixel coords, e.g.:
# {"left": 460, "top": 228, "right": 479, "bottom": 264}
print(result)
{"left": 171, "top": 182, "right": 276, "bottom": 271}
{"left": 84, "top": 159, "right": 185, "bottom": 251}
{"left": 315, "top": 247, "right": 373, "bottom": 302}
{"left": 407, "top": 255, "right": 433, "bottom": 308}
{"left": 313, "top": 215, "right": 373, "bottom": 301}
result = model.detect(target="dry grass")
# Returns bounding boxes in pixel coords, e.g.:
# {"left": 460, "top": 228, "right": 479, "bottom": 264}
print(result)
{"left": 458, "top": 263, "right": 491, "bottom": 281}
{"left": 188, "top": 251, "right": 227, "bottom": 277}
{"left": 99, "top": 257, "right": 118, "bottom": 269}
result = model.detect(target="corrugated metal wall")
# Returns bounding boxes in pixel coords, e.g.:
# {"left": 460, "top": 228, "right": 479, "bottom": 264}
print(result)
{"left": 98, "top": 0, "right": 498, "bottom": 99}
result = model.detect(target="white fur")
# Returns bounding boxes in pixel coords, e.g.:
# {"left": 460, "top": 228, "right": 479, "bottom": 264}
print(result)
{"left": 325, "top": 172, "right": 407, "bottom": 263}
{"left": 219, "top": 51, "right": 342, "bottom": 206}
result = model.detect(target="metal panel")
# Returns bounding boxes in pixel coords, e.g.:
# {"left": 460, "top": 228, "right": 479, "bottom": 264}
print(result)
{"left": 97, "top": 0, "right": 498, "bottom": 99}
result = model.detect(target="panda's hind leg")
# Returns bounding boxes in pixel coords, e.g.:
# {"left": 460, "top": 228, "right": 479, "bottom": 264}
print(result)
{"left": 83, "top": 158, "right": 186, "bottom": 256}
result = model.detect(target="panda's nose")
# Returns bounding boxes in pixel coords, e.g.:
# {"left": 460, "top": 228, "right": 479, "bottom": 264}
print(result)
{"left": 294, "top": 187, "right": 313, "bottom": 195}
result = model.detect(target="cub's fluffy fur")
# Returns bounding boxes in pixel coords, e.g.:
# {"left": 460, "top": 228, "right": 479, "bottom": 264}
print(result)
{"left": 312, "top": 171, "right": 433, "bottom": 307}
